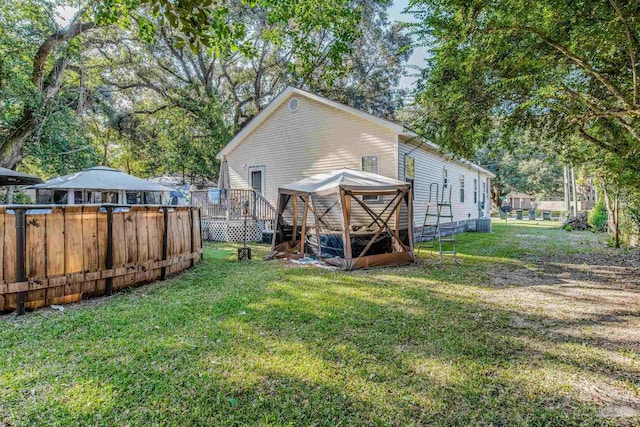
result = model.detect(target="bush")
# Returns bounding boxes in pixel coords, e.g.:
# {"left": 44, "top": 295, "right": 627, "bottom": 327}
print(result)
{"left": 0, "top": 190, "right": 33, "bottom": 204}
{"left": 588, "top": 200, "right": 608, "bottom": 232}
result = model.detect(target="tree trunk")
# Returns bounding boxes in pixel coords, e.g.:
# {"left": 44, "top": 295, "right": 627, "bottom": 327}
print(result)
{"left": 491, "top": 186, "right": 503, "bottom": 209}
{"left": 0, "top": 110, "right": 35, "bottom": 169}
{"left": 0, "top": 19, "right": 95, "bottom": 170}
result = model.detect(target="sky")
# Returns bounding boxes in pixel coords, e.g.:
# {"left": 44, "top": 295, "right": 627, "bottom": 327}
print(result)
{"left": 387, "top": 0, "right": 428, "bottom": 90}
{"left": 57, "top": 1, "right": 426, "bottom": 89}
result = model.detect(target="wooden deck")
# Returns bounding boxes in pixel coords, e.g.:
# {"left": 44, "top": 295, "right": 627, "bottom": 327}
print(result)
{"left": 191, "top": 188, "right": 276, "bottom": 221}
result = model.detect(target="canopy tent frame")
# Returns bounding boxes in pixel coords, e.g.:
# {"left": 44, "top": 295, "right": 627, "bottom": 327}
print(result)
{"left": 268, "top": 169, "right": 415, "bottom": 270}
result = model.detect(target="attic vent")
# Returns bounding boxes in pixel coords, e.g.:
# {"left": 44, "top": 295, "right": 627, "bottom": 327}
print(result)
{"left": 288, "top": 98, "right": 299, "bottom": 112}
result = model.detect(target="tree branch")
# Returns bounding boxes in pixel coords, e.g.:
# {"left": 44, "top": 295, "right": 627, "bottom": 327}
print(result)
{"left": 33, "top": 20, "right": 96, "bottom": 89}
{"left": 609, "top": 0, "right": 639, "bottom": 106}
{"left": 501, "top": 25, "right": 636, "bottom": 109}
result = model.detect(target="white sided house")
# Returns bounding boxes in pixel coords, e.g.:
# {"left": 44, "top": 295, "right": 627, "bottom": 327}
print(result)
{"left": 214, "top": 86, "right": 494, "bottom": 241}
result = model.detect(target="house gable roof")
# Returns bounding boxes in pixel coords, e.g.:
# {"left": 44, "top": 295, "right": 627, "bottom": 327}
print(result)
{"left": 217, "top": 86, "right": 404, "bottom": 159}
{"left": 217, "top": 86, "right": 495, "bottom": 178}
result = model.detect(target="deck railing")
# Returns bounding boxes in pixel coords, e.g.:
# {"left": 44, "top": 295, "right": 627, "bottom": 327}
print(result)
{"left": 191, "top": 189, "right": 276, "bottom": 221}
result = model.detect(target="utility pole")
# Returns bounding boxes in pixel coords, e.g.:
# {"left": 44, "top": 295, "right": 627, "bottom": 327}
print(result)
{"left": 563, "top": 166, "right": 571, "bottom": 216}
{"left": 571, "top": 167, "right": 578, "bottom": 215}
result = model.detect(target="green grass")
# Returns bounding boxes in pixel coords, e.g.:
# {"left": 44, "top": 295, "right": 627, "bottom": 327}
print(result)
{"left": 1, "top": 221, "right": 637, "bottom": 426}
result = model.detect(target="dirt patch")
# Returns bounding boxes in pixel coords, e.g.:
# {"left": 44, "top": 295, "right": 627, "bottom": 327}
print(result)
{"left": 514, "top": 233, "right": 548, "bottom": 239}
{"left": 511, "top": 315, "right": 542, "bottom": 330}
{"left": 489, "top": 264, "right": 564, "bottom": 287}
{"left": 600, "top": 404, "right": 639, "bottom": 420}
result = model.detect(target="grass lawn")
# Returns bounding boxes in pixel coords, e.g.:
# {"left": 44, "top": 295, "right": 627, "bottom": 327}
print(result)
{"left": 1, "top": 221, "right": 639, "bottom": 426}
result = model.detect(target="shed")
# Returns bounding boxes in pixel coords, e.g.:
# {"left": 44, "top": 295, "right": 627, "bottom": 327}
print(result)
{"left": 267, "top": 169, "right": 415, "bottom": 270}
{"left": 30, "top": 166, "right": 174, "bottom": 205}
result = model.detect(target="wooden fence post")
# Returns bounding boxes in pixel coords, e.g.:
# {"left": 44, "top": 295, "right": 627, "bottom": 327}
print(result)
{"left": 190, "top": 207, "right": 195, "bottom": 268}
{"left": 15, "top": 208, "right": 27, "bottom": 315}
{"left": 198, "top": 207, "right": 203, "bottom": 262}
{"left": 105, "top": 206, "right": 114, "bottom": 296}
{"left": 161, "top": 207, "right": 169, "bottom": 280}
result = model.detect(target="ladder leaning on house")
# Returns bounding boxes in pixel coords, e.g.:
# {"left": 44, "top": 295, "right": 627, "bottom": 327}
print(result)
{"left": 416, "top": 183, "right": 458, "bottom": 263}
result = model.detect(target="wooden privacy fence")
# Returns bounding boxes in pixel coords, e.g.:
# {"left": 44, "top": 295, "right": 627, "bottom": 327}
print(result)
{"left": 0, "top": 205, "right": 202, "bottom": 314}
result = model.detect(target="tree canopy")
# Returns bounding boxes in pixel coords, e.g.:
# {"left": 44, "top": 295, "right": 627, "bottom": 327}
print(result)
{"left": 408, "top": 0, "right": 640, "bottom": 165}
{"left": 1, "top": 0, "right": 411, "bottom": 182}
{"left": 406, "top": 0, "right": 640, "bottom": 243}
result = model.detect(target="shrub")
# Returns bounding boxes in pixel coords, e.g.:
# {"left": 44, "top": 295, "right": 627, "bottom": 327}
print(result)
{"left": 588, "top": 199, "right": 608, "bottom": 232}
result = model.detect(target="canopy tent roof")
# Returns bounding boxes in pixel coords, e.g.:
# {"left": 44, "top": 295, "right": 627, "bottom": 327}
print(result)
{"left": 279, "top": 169, "right": 411, "bottom": 196}
{"left": 30, "top": 167, "right": 173, "bottom": 192}
{"left": 0, "top": 167, "right": 43, "bottom": 186}
{"left": 270, "top": 169, "right": 415, "bottom": 270}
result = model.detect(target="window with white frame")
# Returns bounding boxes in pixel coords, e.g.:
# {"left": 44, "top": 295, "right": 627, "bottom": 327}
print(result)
{"left": 459, "top": 174, "right": 465, "bottom": 203}
{"left": 473, "top": 178, "right": 477, "bottom": 204}
{"left": 362, "top": 155, "right": 379, "bottom": 201}
{"left": 482, "top": 181, "right": 486, "bottom": 207}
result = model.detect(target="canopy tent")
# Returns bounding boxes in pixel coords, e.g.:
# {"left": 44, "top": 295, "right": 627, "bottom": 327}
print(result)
{"left": 0, "top": 167, "right": 42, "bottom": 186}
{"left": 267, "top": 169, "right": 415, "bottom": 270}
{"left": 30, "top": 166, "right": 174, "bottom": 205}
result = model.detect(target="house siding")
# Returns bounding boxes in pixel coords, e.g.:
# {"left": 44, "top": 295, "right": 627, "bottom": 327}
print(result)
{"left": 398, "top": 138, "right": 491, "bottom": 229}
{"left": 225, "top": 94, "right": 398, "bottom": 206}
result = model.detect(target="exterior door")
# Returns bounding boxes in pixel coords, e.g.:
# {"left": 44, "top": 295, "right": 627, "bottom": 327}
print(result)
{"left": 249, "top": 166, "right": 265, "bottom": 195}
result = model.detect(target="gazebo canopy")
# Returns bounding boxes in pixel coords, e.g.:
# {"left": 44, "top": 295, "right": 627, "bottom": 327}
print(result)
{"left": 31, "top": 167, "right": 173, "bottom": 192}
{"left": 268, "top": 169, "right": 415, "bottom": 270}
{"left": 0, "top": 167, "right": 43, "bottom": 186}
{"left": 279, "top": 169, "right": 410, "bottom": 196}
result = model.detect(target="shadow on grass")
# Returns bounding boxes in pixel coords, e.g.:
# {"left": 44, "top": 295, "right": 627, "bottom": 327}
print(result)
{"left": 1, "top": 230, "right": 638, "bottom": 426}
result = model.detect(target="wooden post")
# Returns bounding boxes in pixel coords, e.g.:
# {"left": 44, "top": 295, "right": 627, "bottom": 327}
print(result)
{"left": 312, "top": 198, "right": 323, "bottom": 260}
{"left": 160, "top": 207, "right": 169, "bottom": 280}
{"left": 394, "top": 191, "right": 401, "bottom": 244}
{"left": 15, "top": 208, "right": 27, "bottom": 315}
{"left": 189, "top": 207, "right": 195, "bottom": 267}
{"left": 105, "top": 206, "right": 114, "bottom": 296}
{"left": 225, "top": 190, "right": 231, "bottom": 222}
{"left": 292, "top": 195, "right": 298, "bottom": 243}
{"left": 252, "top": 191, "right": 257, "bottom": 219}
{"left": 340, "top": 190, "right": 352, "bottom": 259}
{"left": 198, "top": 207, "right": 203, "bottom": 262}
{"left": 407, "top": 188, "right": 414, "bottom": 256}
{"left": 300, "top": 197, "right": 308, "bottom": 257}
